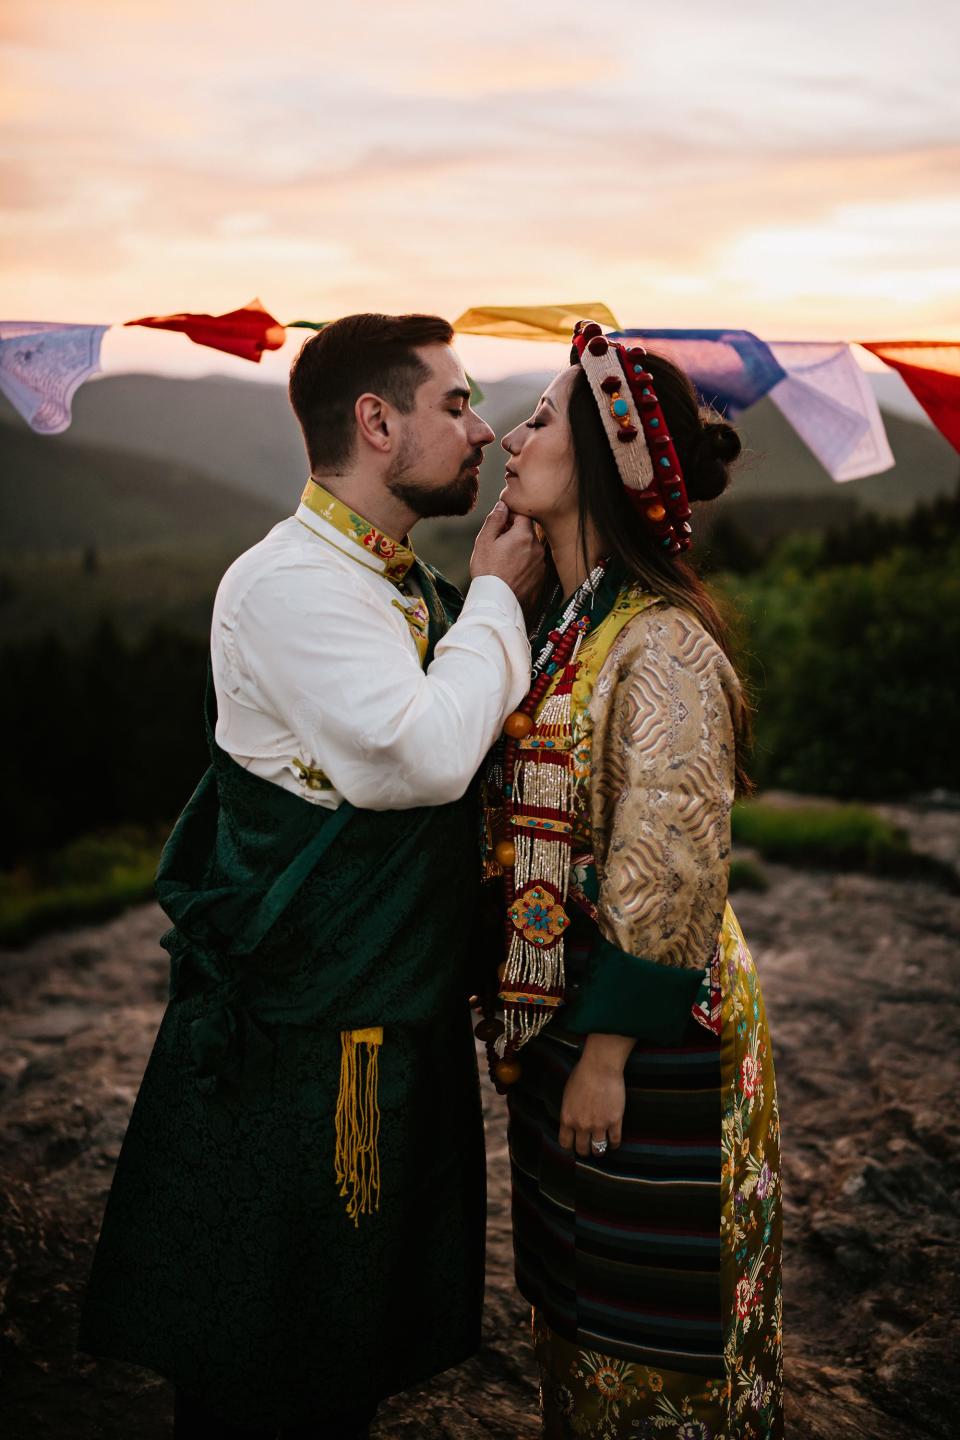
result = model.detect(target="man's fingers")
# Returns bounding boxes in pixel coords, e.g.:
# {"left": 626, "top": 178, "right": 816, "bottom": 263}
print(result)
{"left": 558, "top": 1123, "right": 575, "bottom": 1152}
{"left": 478, "top": 500, "right": 511, "bottom": 538}
{"left": 503, "top": 512, "right": 536, "bottom": 538}
{"left": 608, "top": 1124, "right": 622, "bottom": 1150}
{"left": 575, "top": 1128, "right": 591, "bottom": 1158}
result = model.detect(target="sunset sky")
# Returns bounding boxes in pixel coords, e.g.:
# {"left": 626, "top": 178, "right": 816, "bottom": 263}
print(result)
{"left": 2, "top": 0, "right": 958, "bottom": 380}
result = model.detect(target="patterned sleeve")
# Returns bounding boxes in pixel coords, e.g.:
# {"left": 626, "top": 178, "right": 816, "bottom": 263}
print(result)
{"left": 563, "top": 605, "right": 739, "bottom": 1042}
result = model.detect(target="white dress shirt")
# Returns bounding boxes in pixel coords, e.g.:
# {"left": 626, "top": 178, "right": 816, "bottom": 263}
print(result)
{"left": 210, "top": 482, "right": 531, "bottom": 811}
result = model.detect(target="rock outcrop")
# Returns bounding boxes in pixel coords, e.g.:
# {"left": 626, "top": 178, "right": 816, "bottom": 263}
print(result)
{"left": 1, "top": 803, "right": 958, "bottom": 1438}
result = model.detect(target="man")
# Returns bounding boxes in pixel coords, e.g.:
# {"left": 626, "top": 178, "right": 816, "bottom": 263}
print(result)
{"left": 79, "top": 313, "right": 543, "bottom": 1438}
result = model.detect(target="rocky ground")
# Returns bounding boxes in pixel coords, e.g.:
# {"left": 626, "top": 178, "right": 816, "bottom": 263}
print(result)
{"left": 1, "top": 801, "right": 958, "bottom": 1439}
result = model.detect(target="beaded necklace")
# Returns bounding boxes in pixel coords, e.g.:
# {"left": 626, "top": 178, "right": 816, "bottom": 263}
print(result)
{"left": 480, "top": 561, "right": 607, "bottom": 1090}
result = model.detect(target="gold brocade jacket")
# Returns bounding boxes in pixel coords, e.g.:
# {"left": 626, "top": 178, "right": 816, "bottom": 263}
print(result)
{"left": 585, "top": 602, "right": 741, "bottom": 977}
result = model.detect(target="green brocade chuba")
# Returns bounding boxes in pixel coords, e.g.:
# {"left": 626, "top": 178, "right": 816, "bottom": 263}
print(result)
{"left": 78, "top": 562, "right": 487, "bottom": 1429}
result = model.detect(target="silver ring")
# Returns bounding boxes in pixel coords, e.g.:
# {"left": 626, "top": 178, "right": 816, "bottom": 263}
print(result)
{"left": 590, "top": 1138, "right": 608, "bottom": 1155}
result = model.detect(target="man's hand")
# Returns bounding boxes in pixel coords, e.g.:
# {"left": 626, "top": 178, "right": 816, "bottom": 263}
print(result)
{"left": 470, "top": 501, "right": 545, "bottom": 612}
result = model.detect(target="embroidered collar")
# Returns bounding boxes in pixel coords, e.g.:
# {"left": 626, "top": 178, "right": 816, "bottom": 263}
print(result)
{"left": 296, "top": 477, "right": 416, "bottom": 584}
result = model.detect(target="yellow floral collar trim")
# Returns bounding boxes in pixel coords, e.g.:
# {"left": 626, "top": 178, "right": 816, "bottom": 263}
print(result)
{"left": 298, "top": 477, "right": 415, "bottom": 584}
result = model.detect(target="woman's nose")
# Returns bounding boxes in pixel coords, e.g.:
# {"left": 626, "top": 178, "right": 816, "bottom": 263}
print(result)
{"left": 501, "top": 427, "right": 519, "bottom": 454}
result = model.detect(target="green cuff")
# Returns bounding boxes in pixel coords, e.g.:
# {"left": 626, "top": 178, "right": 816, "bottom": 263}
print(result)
{"left": 561, "top": 935, "right": 703, "bottom": 1044}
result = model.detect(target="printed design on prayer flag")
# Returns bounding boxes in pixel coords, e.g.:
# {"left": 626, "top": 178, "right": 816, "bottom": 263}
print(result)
{"left": 609, "top": 329, "right": 787, "bottom": 417}
{"left": 0, "top": 322, "right": 107, "bottom": 435}
{"left": 862, "top": 342, "right": 960, "bottom": 453}
{"left": 767, "top": 342, "right": 894, "bottom": 482}
{"left": 124, "top": 298, "right": 285, "bottom": 362}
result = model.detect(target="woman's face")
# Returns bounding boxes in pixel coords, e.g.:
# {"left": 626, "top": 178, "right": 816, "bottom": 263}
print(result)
{"left": 499, "top": 366, "right": 578, "bottom": 526}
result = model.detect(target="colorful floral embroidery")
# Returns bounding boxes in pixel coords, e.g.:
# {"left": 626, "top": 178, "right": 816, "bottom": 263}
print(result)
{"left": 390, "top": 597, "right": 429, "bottom": 663}
{"left": 360, "top": 524, "right": 399, "bottom": 561}
{"left": 299, "top": 478, "right": 415, "bottom": 582}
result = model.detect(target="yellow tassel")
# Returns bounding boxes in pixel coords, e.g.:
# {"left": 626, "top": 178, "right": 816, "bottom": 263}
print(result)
{"left": 334, "top": 1027, "right": 383, "bottom": 1227}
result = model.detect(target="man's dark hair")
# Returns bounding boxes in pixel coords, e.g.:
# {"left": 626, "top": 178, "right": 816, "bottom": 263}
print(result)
{"left": 288, "top": 312, "right": 454, "bottom": 472}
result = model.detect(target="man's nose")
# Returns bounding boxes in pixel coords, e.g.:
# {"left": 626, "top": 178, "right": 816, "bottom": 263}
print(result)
{"left": 471, "top": 415, "right": 496, "bottom": 448}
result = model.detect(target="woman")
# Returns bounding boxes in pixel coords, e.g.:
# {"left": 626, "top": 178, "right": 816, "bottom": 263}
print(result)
{"left": 478, "top": 325, "right": 782, "bottom": 1439}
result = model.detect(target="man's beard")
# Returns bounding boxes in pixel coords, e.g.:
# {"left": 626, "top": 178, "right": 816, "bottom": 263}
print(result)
{"left": 386, "top": 436, "right": 482, "bottom": 518}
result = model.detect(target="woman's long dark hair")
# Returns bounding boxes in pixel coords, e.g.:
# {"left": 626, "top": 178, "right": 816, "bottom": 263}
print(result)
{"left": 566, "top": 351, "right": 754, "bottom": 796}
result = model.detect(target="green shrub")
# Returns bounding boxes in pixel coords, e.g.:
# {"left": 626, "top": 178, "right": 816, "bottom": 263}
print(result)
{"left": 722, "top": 540, "right": 960, "bottom": 798}
{"left": 0, "top": 825, "right": 165, "bottom": 947}
{"left": 731, "top": 799, "right": 956, "bottom": 887}
{"left": 728, "top": 857, "right": 769, "bottom": 892}
{"left": 732, "top": 800, "right": 909, "bottom": 867}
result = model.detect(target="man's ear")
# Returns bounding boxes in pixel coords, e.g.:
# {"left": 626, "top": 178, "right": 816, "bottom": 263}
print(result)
{"left": 355, "top": 393, "right": 392, "bottom": 453}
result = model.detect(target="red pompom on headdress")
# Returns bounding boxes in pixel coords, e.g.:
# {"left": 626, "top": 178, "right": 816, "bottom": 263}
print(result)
{"left": 571, "top": 321, "right": 692, "bottom": 555}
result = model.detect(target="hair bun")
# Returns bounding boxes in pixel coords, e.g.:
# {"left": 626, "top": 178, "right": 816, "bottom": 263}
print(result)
{"left": 686, "top": 419, "right": 741, "bottom": 501}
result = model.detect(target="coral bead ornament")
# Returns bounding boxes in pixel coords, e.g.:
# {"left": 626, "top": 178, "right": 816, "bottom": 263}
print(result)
{"left": 504, "top": 711, "right": 534, "bottom": 740}
{"left": 495, "top": 1058, "right": 522, "bottom": 1087}
{"left": 570, "top": 326, "right": 693, "bottom": 557}
{"left": 494, "top": 838, "right": 517, "bottom": 868}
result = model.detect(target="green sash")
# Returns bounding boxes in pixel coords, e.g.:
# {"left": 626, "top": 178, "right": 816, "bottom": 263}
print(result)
{"left": 155, "top": 559, "right": 477, "bottom": 1094}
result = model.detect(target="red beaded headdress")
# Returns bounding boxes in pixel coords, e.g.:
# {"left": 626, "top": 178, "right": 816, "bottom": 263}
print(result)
{"left": 571, "top": 321, "right": 692, "bottom": 555}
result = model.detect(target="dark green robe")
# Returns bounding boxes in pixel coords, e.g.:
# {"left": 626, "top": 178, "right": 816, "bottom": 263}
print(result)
{"left": 78, "top": 562, "right": 487, "bottom": 1427}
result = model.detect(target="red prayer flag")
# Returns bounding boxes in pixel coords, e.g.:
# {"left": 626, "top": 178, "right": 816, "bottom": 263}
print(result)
{"left": 124, "top": 297, "right": 285, "bottom": 362}
{"left": 862, "top": 341, "right": 960, "bottom": 452}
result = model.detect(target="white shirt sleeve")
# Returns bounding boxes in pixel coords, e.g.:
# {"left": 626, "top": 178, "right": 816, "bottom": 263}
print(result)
{"left": 220, "top": 562, "right": 530, "bottom": 810}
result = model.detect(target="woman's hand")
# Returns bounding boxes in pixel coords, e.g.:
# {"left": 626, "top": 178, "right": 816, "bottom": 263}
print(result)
{"left": 558, "top": 1033, "right": 634, "bottom": 1156}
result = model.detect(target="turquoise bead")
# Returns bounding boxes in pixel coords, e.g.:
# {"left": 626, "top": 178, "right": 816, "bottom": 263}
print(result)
{"left": 633, "top": 364, "right": 643, "bottom": 374}
{"left": 612, "top": 398, "right": 629, "bottom": 417}
{"left": 649, "top": 417, "right": 660, "bottom": 427}
{"left": 659, "top": 456, "right": 671, "bottom": 468}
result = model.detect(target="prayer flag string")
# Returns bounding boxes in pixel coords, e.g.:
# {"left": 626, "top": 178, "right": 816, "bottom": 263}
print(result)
{"left": 1, "top": 300, "right": 957, "bottom": 464}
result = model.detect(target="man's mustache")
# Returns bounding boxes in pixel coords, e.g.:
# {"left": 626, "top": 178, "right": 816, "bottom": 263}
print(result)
{"left": 461, "top": 450, "right": 484, "bottom": 471}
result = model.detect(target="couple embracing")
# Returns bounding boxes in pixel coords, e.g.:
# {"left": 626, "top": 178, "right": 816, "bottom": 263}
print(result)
{"left": 79, "top": 313, "right": 783, "bottom": 1440}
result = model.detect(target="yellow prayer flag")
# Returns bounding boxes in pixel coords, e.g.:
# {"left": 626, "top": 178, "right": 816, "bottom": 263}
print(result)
{"left": 452, "top": 302, "right": 621, "bottom": 343}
